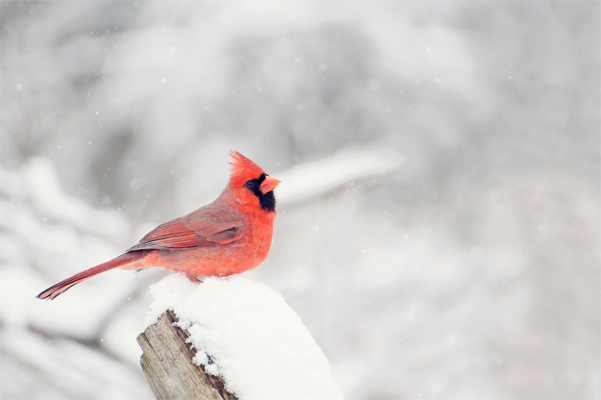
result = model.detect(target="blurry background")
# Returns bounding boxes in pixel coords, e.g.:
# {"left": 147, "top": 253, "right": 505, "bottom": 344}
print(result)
{"left": 1, "top": 1, "right": 599, "bottom": 399}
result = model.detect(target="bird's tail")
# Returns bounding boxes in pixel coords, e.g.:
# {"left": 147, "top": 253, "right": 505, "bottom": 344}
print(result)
{"left": 36, "top": 252, "right": 146, "bottom": 300}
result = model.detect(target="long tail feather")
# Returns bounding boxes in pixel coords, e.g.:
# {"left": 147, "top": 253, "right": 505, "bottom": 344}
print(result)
{"left": 37, "top": 252, "right": 145, "bottom": 300}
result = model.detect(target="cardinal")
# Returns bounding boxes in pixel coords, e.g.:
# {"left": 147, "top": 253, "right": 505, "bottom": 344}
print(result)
{"left": 37, "top": 151, "right": 280, "bottom": 300}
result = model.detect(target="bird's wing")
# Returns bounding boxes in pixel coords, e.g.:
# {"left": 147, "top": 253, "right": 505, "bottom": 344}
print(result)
{"left": 127, "top": 216, "right": 241, "bottom": 252}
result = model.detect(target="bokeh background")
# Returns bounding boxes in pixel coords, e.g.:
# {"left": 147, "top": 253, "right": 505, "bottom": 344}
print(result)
{"left": 1, "top": 2, "right": 599, "bottom": 399}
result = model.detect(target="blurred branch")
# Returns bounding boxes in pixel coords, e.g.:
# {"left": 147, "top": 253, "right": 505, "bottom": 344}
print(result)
{"left": 277, "top": 146, "right": 404, "bottom": 206}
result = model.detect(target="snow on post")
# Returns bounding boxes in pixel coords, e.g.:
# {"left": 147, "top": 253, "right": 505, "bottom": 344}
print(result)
{"left": 138, "top": 274, "right": 343, "bottom": 400}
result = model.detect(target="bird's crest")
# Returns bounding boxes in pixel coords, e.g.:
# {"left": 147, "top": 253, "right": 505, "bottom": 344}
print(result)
{"left": 228, "top": 151, "right": 265, "bottom": 185}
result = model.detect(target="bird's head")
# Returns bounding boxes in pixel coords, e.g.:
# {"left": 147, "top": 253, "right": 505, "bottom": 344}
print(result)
{"left": 227, "top": 151, "right": 280, "bottom": 213}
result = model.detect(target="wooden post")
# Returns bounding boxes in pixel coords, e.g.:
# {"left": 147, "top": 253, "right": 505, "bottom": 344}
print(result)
{"left": 137, "top": 310, "right": 237, "bottom": 400}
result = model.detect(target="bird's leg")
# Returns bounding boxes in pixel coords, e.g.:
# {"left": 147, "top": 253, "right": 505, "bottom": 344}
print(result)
{"left": 185, "top": 272, "right": 207, "bottom": 283}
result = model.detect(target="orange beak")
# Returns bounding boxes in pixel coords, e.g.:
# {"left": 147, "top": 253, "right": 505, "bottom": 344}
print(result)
{"left": 260, "top": 176, "right": 280, "bottom": 194}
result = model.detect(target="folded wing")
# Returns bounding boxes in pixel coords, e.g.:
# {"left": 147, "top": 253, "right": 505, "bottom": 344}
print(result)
{"left": 128, "top": 216, "right": 241, "bottom": 251}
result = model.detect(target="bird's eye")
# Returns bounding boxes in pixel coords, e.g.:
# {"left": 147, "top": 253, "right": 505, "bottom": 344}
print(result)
{"left": 245, "top": 180, "right": 255, "bottom": 189}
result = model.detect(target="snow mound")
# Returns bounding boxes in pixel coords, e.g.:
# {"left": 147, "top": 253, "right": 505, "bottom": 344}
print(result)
{"left": 145, "top": 274, "right": 343, "bottom": 400}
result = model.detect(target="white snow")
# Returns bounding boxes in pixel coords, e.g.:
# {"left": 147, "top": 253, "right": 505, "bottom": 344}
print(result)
{"left": 145, "top": 274, "right": 343, "bottom": 400}
{"left": 0, "top": 159, "right": 156, "bottom": 399}
{"left": 3, "top": 3, "right": 598, "bottom": 397}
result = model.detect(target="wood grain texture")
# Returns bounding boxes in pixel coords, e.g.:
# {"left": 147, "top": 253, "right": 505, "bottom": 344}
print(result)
{"left": 137, "top": 310, "right": 237, "bottom": 400}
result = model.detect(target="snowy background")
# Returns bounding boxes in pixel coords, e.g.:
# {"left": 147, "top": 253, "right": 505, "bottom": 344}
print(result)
{"left": 1, "top": 2, "right": 599, "bottom": 399}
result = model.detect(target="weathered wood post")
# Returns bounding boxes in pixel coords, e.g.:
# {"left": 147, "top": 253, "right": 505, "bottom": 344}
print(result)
{"left": 137, "top": 310, "right": 237, "bottom": 400}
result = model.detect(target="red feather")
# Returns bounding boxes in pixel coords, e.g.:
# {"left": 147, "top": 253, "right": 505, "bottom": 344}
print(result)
{"left": 36, "top": 252, "right": 146, "bottom": 300}
{"left": 128, "top": 217, "right": 241, "bottom": 251}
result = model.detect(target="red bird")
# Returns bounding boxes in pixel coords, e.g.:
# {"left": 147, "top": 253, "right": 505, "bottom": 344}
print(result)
{"left": 37, "top": 151, "right": 280, "bottom": 300}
